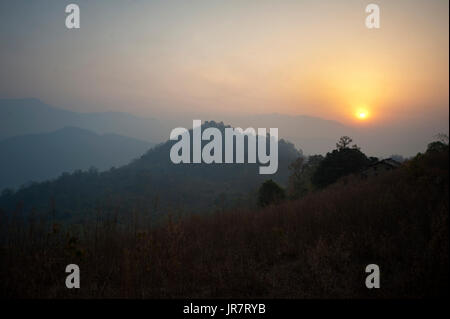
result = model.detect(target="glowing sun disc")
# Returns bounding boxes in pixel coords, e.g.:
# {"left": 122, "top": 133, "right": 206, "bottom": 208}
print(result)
{"left": 358, "top": 112, "right": 367, "bottom": 119}
{"left": 355, "top": 108, "right": 370, "bottom": 120}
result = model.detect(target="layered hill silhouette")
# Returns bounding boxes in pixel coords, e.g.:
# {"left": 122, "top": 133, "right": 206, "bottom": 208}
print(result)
{"left": 0, "top": 121, "right": 301, "bottom": 219}
{"left": 0, "top": 98, "right": 167, "bottom": 142}
{"left": 1, "top": 98, "right": 357, "bottom": 155}
{"left": 2, "top": 98, "right": 447, "bottom": 157}
{"left": 0, "top": 127, "right": 153, "bottom": 191}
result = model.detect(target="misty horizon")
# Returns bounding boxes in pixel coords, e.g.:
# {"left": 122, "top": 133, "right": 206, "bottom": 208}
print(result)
{"left": 1, "top": 0, "right": 448, "bottom": 160}
{"left": 1, "top": 97, "right": 447, "bottom": 159}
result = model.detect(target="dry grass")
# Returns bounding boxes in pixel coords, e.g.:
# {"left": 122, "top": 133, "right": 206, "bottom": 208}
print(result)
{"left": 0, "top": 150, "right": 448, "bottom": 298}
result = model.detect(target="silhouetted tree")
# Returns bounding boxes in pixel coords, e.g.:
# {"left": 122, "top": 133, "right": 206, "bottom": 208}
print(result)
{"left": 257, "top": 179, "right": 285, "bottom": 207}
{"left": 426, "top": 133, "right": 449, "bottom": 154}
{"left": 312, "top": 138, "right": 370, "bottom": 188}
{"left": 427, "top": 141, "right": 449, "bottom": 153}
{"left": 336, "top": 136, "right": 353, "bottom": 150}
{"left": 435, "top": 133, "right": 449, "bottom": 144}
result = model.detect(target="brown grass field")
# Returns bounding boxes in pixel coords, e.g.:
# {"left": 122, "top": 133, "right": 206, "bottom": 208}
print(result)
{"left": 0, "top": 150, "right": 448, "bottom": 298}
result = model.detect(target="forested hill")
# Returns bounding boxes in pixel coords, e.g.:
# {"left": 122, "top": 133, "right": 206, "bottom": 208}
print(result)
{"left": 0, "top": 121, "right": 301, "bottom": 220}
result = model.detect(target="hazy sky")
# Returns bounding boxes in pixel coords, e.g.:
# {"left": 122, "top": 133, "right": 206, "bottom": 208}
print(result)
{"left": 0, "top": 0, "right": 448, "bottom": 130}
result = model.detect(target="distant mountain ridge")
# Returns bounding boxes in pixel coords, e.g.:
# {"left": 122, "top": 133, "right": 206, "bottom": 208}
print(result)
{"left": 2, "top": 97, "right": 434, "bottom": 157}
{"left": 0, "top": 98, "right": 167, "bottom": 142}
{"left": 0, "top": 98, "right": 356, "bottom": 155}
{"left": 0, "top": 126, "right": 153, "bottom": 190}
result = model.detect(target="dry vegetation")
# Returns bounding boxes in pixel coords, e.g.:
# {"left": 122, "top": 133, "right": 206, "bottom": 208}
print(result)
{"left": 0, "top": 150, "right": 448, "bottom": 298}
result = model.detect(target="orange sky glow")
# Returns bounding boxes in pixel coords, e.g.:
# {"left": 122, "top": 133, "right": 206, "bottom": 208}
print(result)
{"left": 0, "top": 0, "right": 448, "bottom": 129}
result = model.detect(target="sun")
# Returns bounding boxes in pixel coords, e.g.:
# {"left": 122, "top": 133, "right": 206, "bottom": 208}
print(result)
{"left": 354, "top": 107, "right": 370, "bottom": 121}
{"left": 357, "top": 111, "right": 367, "bottom": 119}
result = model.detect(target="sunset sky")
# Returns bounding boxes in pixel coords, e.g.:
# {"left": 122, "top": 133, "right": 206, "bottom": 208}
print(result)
{"left": 0, "top": 0, "right": 448, "bottom": 129}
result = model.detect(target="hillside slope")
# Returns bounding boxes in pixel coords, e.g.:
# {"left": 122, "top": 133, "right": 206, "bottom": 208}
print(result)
{"left": 1, "top": 146, "right": 447, "bottom": 298}
{"left": 0, "top": 127, "right": 153, "bottom": 190}
{"left": 0, "top": 121, "right": 301, "bottom": 217}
